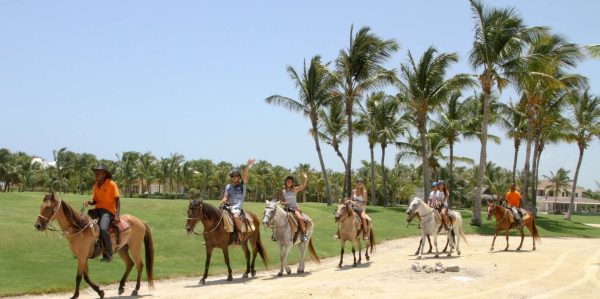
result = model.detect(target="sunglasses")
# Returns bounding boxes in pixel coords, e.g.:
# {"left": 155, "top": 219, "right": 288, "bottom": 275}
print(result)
{"left": 230, "top": 175, "right": 241, "bottom": 178}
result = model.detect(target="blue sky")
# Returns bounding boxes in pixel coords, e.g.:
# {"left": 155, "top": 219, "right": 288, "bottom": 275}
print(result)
{"left": 1, "top": 1, "right": 599, "bottom": 189}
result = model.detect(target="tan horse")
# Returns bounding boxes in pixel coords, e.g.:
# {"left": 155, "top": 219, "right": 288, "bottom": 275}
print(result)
{"left": 186, "top": 199, "right": 268, "bottom": 284}
{"left": 34, "top": 193, "right": 154, "bottom": 299}
{"left": 334, "top": 199, "right": 375, "bottom": 268}
{"left": 486, "top": 201, "right": 540, "bottom": 251}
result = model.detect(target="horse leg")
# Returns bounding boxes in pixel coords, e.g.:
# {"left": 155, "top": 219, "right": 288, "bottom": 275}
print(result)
{"left": 415, "top": 238, "right": 423, "bottom": 256}
{"left": 433, "top": 234, "right": 440, "bottom": 258}
{"left": 129, "top": 242, "right": 145, "bottom": 296}
{"left": 364, "top": 229, "right": 370, "bottom": 262}
{"left": 491, "top": 227, "right": 499, "bottom": 251}
{"left": 446, "top": 231, "right": 453, "bottom": 257}
{"left": 249, "top": 235, "right": 258, "bottom": 277}
{"left": 297, "top": 242, "right": 307, "bottom": 273}
{"left": 504, "top": 228, "right": 510, "bottom": 251}
{"left": 427, "top": 235, "right": 433, "bottom": 254}
{"left": 455, "top": 228, "right": 461, "bottom": 256}
{"left": 529, "top": 222, "right": 536, "bottom": 251}
{"left": 241, "top": 242, "right": 251, "bottom": 278}
{"left": 199, "top": 246, "right": 213, "bottom": 285}
{"left": 517, "top": 227, "right": 525, "bottom": 251}
{"left": 223, "top": 247, "right": 233, "bottom": 281}
{"left": 71, "top": 258, "right": 87, "bottom": 299}
{"left": 117, "top": 248, "right": 134, "bottom": 295}
{"left": 284, "top": 244, "right": 292, "bottom": 275}
{"left": 351, "top": 243, "right": 357, "bottom": 267}
{"left": 82, "top": 262, "right": 104, "bottom": 299}
{"left": 357, "top": 237, "right": 363, "bottom": 265}
{"left": 417, "top": 233, "right": 426, "bottom": 259}
{"left": 338, "top": 241, "right": 345, "bottom": 268}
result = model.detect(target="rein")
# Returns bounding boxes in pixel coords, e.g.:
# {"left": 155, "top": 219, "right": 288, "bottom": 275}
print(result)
{"left": 39, "top": 199, "right": 95, "bottom": 237}
{"left": 188, "top": 203, "right": 224, "bottom": 235}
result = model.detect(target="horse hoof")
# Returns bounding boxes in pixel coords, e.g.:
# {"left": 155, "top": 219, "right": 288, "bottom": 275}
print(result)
{"left": 286, "top": 269, "right": 292, "bottom": 275}
{"left": 251, "top": 270, "right": 257, "bottom": 277}
{"left": 277, "top": 272, "right": 283, "bottom": 277}
{"left": 427, "top": 250, "right": 433, "bottom": 254}
{"left": 516, "top": 248, "right": 521, "bottom": 251}
{"left": 417, "top": 256, "right": 422, "bottom": 259}
{"left": 447, "top": 253, "right": 451, "bottom": 257}
{"left": 357, "top": 260, "right": 362, "bottom": 265}
{"left": 242, "top": 273, "right": 248, "bottom": 278}
{"left": 131, "top": 290, "right": 138, "bottom": 297}
{"left": 227, "top": 276, "right": 233, "bottom": 281}
{"left": 457, "top": 250, "right": 461, "bottom": 255}
{"left": 490, "top": 248, "right": 494, "bottom": 251}
{"left": 338, "top": 264, "right": 343, "bottom": 269}
{"left": 99, "top": 290, "right": 105, "bottom": 299}
{"left": 199, "top": 278, "right": 206, "bottom": 285}
{"left": 414, "top": 251, "right": 419, "bottom": 256}
{"left": 118, "top": 288, "right": 124, "bottom": 295}
{"left": 504, "top": 248, "right": 508, "bottom": 251}
{"left": 353, "top": 263, "right": 358, "bottom": 267}
{"left": 533, "top": 247, "right": 536, "bottom": 251}
{"left": 297, "top": 269, "right": 304, "bottom": 274}
{"left": 435, "top": 255, "right": 439, "bottom": 258}
{"left": 366, "top": 256, "right": 370, "bottom": 262}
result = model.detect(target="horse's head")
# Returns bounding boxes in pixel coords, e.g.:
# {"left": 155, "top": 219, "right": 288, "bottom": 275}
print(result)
{"left": 186, "top": 199, "right": 203, "bottom": 234}
{"left": 262, "top": 199, "right": 278, "bottom": 226}
{"left": 406, "top": 197, "right": 422, "bottom": 222}
{"left": 334, "top": 199, "right": 352, "bottom": 222}
{"left": 35, "top": 192, "right": 61, "bottom": 231}
{"left": 486, "top": 200, "right": 497, "bottom": 221}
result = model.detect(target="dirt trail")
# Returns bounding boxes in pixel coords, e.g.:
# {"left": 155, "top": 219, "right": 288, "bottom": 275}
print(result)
{"left": 9, "top": 235, "right": 600, "bottom": 298}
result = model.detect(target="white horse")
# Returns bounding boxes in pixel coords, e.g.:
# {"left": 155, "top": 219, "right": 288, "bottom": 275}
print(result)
{"left": 406, "top": 197, "right": 468, "bottom": 259}
{"left": 262, "top": 200, "right": 320, "bottom": 276}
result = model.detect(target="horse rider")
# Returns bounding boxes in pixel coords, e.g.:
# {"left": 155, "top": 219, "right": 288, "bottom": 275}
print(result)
{"left": 505, "top": 183, "right": 523, "bottom": 228}
{"left": 83, "top": 163, "right": 121, "bottom": 262}
{"left": 428, "top": 182, "right": 440, "bottom": 209}
{"left": 438, "top": 181, "right": 451, "bottom": 231}
{"left": 351, "top": 178, "right": 370, "bottom": 240}
{"left": 221, "top": 158, "right": 255, "bottom": 244}
{"left": 279, "top": 173, "right": 309, "bottom": 242}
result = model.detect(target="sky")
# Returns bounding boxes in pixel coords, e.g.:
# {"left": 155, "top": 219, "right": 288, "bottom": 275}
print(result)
{"left": 1, "top": 1, "right": 599, "bottom": 190}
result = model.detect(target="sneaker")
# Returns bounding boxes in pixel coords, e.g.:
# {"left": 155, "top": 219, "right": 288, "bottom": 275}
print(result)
{"left": 271, "top": 234, "right": 277, "bottom": 242}
{"left": 333, "top": 234, "right": 339, "bottom": 239}
{"left": 101, "top": 255, "right": 112, "bottom": 262}
{"left": 301, "top": 234, "right": 308, "bottom": 242}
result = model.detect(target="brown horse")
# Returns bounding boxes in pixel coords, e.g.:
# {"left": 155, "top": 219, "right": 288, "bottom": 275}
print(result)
{"left": 334, "top": 199, "right": 375, "bottom": 268}
{"left": 186, "top": 199, "right": 268, "bottom": 284}
{"left": 486, "top": 201, "right": 540, "bottom": 251}
{"left": 34, "top": 193, "right": 154, "bottom": 299}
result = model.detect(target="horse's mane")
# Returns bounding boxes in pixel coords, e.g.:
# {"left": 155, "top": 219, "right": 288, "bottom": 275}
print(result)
{"left": 198, "top": 200, "right": 221, "bottom": 221}
{"left": 59, "top": 199, "right": 89, "bottom": 230}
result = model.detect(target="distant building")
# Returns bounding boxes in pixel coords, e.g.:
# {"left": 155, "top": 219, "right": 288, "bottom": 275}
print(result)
{"left": 535, "top": 180, "right": 600, "bottom": 213}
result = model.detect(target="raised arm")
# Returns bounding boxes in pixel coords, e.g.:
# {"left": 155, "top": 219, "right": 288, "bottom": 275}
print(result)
{"left": 242, "top": 158, "right": 255, "bottom": 185}
{"left": 294, "top": 172, "right": 308, "bottom": 193}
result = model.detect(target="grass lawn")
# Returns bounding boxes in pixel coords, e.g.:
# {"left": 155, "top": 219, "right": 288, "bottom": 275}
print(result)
{"left": 1, "top": 192, "right": 599, "bottom": 296}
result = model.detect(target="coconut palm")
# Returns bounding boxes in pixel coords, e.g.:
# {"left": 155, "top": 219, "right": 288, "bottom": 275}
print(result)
{"left": 585, "top": 44, "right": 600, "bottom": 58}
{"left": 265, "top": 55, "right": 335, "bottom": 205}
{"left": 317, "top": 99, "right": 348, "bottom": 173}
{"left": 116, "top": 151, "right": 140, "bottom": 197}
{"left": 53, "top": 147, "right": 75, "bottom": 192}
{"left": 432, "top": 92, "right": 470, "bottom": 207}
{"left": 564, "top": 89, "right": 600, "bottom": 220}
{"left": 138, "top": 152, "right": 156, "bottom": 196}
{"left": 397, "top": 46, "right": 475, "bottom": 203}
{"left": 542, "top": 168, "right": 571, "bottom": 212}
{"left": 168, "top": 153, "right": 184, "bottom": 194}
{"left": 467, "top": 0, "right": 537, "bottom": 225}
{"left": 498, "top": 100, "right": 527, "bottom": 184}
{"left": 334, "top": 25, "right": 399, "bottom": 198}
{"left": 73, "top": 153, "right": 97, "bottom": 195}
{"left": 294, "top": 163, "right": 311, "bottom": 202}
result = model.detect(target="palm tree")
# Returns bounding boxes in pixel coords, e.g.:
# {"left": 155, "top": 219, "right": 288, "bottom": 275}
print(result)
{"left": 432, "top": 92, "right": 470, "bottom": 208}
{"left": 585, "top": 44, "right": 600, "bottom": 58}
{"left": 542, "top": 168, "right": 571, "bottom": 212}
{"left": 157, "top": 158, "right": 170, "bottom": 194}
{"left": 317, "top": 99, "right": 348, "bottom": 173}
{"left": 168, "top": 153, "right": 184, "bottom": 194}
{"left": 265, "top": 55, "right": 335, "bottom": 205}
{"left": 467, "top": 0, "right": 534, "bottom": 225}
{"left": 294, "top": 163, "right": 311, "bottom": 202}
{"left": 138, "top": 152, "right": 156, "bottom": 196}
{"left": 117, "top": 151, "right": 140, "bottom": 197}
{"left": 73, "top": 153, "right": 97, "bottom": 195}
{"left": 334, "top": 25, "right": 399, "bottom": 198}
{"left": 499, "top": 100, "right": 527, "bottom": 184}
{"left": 53, "top": 147, "right": 74, "bottom": 192}
{"left": 564, "top": 89, "right": 600, "bottom": 220}
{"left": 397, "top": 46, "right": 474, "bottom": 204}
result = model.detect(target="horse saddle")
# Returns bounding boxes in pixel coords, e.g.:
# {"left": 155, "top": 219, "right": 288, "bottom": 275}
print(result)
{"left": 287, "top": 212, "right": 313, "bottom": 234}
{"left": 221, "top": 210, "right": 255, "bottom": 233}
{"left": 89, "top": 219, "right": 131, "bottom": 259}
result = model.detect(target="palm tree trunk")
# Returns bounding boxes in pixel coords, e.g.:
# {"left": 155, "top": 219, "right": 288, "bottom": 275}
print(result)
{"left": 448, "top": 142, "right": 454, "bottom": 209}
{"left": 533, "top": 141, "right": 544, "bottom": 215}
{"left": 311, "top": 118, "right": 333, "bottom": 206}
{"left": 530, "top": 139, "right": 540, "bottom": 211}
{"left": 566, "top": 147, "right": 584, "bottom": 220}
{"left": 523, "top": 105, "right": 535, "bottom": 207}
{"left": 419, "top": 120, "right": 431, "bottom": 205}
{"left": 512, "top": 139, "right": 520, "bottom": 184}
{"left": 381, "top": 143, "right": 388, "bottom": 207}
{"left": 473, "top": 77, "right": 492, "bottom": 226}
{"left": 345, "top": 107, "right": 353, "bottom": 199}
{"left": 369, "top": 143, "right": 377, "bottom": 205}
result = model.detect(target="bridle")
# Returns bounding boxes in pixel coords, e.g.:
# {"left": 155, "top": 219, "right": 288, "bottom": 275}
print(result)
{"left": 407, "top": 199, "right": 434, "bottom": 220}
{"left": 37, "top": 198, "right": 96, "bottom": 236}
{"left": 187, "top": 201, "right": 224, "bottom": 235}
{"left": 335, "top": 201, "right": 354, "bottom": 223}
{"left": 37, "top": 198, "right": 63, "bottom": 229}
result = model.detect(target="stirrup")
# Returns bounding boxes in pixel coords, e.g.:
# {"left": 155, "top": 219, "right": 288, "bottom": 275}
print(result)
{"left": 301, "top": 234, "right": 308, "bottom": 242}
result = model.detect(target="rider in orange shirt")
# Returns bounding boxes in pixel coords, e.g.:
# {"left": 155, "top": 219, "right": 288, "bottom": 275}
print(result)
{"left": 505, "top": 184, "right": 522, "bottom": 228}
{"left": 83, "top": 163, "right": 121, "bottom": 262}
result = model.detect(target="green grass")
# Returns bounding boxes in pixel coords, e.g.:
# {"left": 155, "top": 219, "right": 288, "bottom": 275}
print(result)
{"left": 1, "top": 192, "right": 599, "bottom": 296}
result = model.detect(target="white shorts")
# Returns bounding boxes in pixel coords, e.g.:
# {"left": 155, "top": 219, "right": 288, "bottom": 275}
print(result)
{"left": 228, "top": 205, "right": 242, "bottom": 217}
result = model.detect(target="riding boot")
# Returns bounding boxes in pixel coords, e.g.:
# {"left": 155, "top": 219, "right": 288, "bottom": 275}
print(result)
{"left": 100, "top": 230, "right": 112, "bottom": 262}
{"left": 299, "top": 220, "right": 308, "bottom": 242}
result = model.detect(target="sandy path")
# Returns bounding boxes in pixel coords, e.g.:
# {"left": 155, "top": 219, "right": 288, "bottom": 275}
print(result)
{"left": 9, "top": 235, "right": 600, "bottom": 299}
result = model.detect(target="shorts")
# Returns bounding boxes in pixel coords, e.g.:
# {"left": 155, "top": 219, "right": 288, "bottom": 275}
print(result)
{"left": 225, "top": 204, "right": 242, "bottom": 217}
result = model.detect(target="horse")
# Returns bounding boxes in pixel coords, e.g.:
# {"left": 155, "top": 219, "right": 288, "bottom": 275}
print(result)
{"left": 334, "top": 199, "right": 375, "bottom": 268}
{"left": 34, "top": 193, "right": 154, "bottom": 299}
{"left": 406, "top": 197, "right": 467, "bottom": 259}
{"left": 409, "top": 213, "right": 453, "bottom": 255}
{"left": 186, "top": 199, "right": 268, "bottom": 284}
{"left": 486, "top": 201, "right": 540, "bottom": 251}
{"left": 262, "top": 200, "right": 320, "bottom": 276}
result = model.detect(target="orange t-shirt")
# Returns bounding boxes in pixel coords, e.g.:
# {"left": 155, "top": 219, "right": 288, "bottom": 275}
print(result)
{"left": 93, "top": 179, "right": 120, "bottom": 214}
{"left": 505, "top": 190, "right": 522, "bottom": 208}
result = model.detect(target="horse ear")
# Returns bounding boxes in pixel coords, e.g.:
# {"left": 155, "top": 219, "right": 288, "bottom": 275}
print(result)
{"left": 51, "top": 192, "right": 56, "bottom": 200}
{"left": 265, "top": 200, "right": 269, "bottom": 204}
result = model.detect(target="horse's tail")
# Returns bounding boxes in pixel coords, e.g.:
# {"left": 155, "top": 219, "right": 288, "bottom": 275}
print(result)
{"left": 308, "top": 237, "right": 320, "bottom": 264}
{"left": 531, "top": 214, "right": 541, "bottom": 241}
{"left": 459, "top": 222, "right": 469, "bottom": 246}
{"left": 254, "top": 222, "right": 269, "bottom": 269}
{"left": 369, "top": 227, "right": 376, "bottom": 254}
{"left": 143, "top": 222, "right": 155, "bottom": 289}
